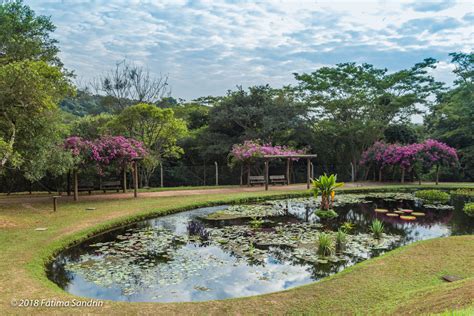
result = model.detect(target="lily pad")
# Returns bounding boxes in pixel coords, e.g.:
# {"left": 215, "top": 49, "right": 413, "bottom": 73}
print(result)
{"left": 412, "top": 212, "right": 425, "bottom": 216}
{"left": 400, "top": 215, "right": 416, "bottom": 221}
{"left": 375, "top": 208, "right": 389, "bottom": 213}
{"left": 386, "top": 213, "right": 399, "bottom": 217}
{"left": 401, "top": 209, "right": 414, "bottom": 213}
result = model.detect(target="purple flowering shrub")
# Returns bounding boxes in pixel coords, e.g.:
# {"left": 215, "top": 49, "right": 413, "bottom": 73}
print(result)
{"left": 360, "top": 139, "right": 458, "bottom": 182}
{"left": 64, "top": 136, "right": 147, "bottom": 172}
{"left": 230, "top": 139, "right": 306, "bottom": 164}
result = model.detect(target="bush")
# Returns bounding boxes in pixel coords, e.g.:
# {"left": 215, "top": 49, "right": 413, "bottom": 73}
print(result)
{"left": 370, "top": 219, "right": 384, "bottom": 239}
{"left": 317, "top": 233, "right": 334, "bottom": 256}
{"left": 335, "top": 229, "right": 347, "bottom": 250}
{"left": 415, "top": 190, "right": 450, "bottom": 204}
{"left": 451, "top": 188, "right": 474, "bottom": 201}
{"left": 315, "top": 209, "right": 338, "bottom": 219}
{"left": 464, "top": 202, "right": 474, "bottom": 217}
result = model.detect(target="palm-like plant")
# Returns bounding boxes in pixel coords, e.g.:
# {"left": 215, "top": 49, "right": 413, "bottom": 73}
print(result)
{"left": 311, "top": 173, "right": 344, "bottom": 210}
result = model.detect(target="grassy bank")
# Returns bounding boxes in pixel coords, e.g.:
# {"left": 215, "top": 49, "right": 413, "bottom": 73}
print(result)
{"left": 0, "top": 184, "right": 473, "bottom": 315}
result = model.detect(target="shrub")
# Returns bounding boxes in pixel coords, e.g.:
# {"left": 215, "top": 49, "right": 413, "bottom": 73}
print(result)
{"left": 335, "top": 229, "right": 347, "bottom": 250}
{"left": 249, "top": 216, "right": 264, "bottom": 229}
{"left": 340, "top": 222, "right": 355, "bottom": 234}
{"left": 315, "top": 209, "right": 338, "bottom": 219}
{"left": 452, "top": 189, "right": 474, "bottom": 201}
{"left": 317, "top": 233, "right": 334, "bottom": 257}
{"left": 370, "top": 219, "right": 384, "bottom": 239}
{"left": 415, "top": 189, "right": 450, "bottom": 204}
{"left": 464, "top": 202, "right": 474, "bottom": 217}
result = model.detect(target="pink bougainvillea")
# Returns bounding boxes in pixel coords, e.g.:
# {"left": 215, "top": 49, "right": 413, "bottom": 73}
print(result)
{"left": 64, "top": 136, "right": 147, "bottom": 172}
{"left": 361, "top": 139, "right": 457, "bottom": 171}
{"left": 230, "top": 140, "right": 306, "bottom": 163}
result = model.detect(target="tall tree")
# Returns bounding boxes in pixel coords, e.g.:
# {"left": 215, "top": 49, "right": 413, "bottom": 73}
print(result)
{"left": 91, "top": 60, "right": 170, "bottom": 112}
{"left": 109, "top": 103, "right": 187, "bottom": 186}
{"left": 0, "top": 1, "right": 74, "bottom": 181}
{"left": 294, "top": 60, "right": 443, "bottom": 181}
{"left": 0, "top": 0, "right": 61, "bottom": 65}
{"left": 426, "top": 52, "right": 474, "bottom": 180}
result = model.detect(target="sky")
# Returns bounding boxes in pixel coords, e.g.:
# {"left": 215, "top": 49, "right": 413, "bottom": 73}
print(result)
{"left": 27, "top": 0, "right": 473, "bottom": 101}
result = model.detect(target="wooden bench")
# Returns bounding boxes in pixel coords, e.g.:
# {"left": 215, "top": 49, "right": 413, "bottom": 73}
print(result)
{"left": 101, "top": 180, "right": 121, "bottom": 193}
{"left": 249, "top": 175, "right": 265, "bottom": 186}
{"left": 78, "top": 183, "right": 95, "bottom": 195}
{"left": 270, "top": 175, "right": 287, "bottom": 185}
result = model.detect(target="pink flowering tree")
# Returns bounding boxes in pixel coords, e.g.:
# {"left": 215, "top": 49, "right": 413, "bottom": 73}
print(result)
{"left": 361, "top": 139, "right": 458, "bottom": 184}
{"left": 419, "top": 139, "right": 458, "bottom": 184}
{"left": 360, "top": 141, "right": 389, "bottom": 181}
{"left": 64, "top": 136, "right": 148, "bottom": 199}
{"left": 92, "top": 136, "right": 148, "bottom": 173}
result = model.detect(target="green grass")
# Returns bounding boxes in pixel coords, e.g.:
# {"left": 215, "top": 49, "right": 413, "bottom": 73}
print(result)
{"left": 0, "top": 183, "right": 473, "bottom": 315}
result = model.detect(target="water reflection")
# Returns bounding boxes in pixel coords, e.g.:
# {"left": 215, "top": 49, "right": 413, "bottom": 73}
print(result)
{"left": 47, "top": 196, "right": 474, "bottom": 303}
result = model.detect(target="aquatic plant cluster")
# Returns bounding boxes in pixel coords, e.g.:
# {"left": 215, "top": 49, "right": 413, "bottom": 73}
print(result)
{"left": 415, "top": 190, "right": 451, "bottom": 204}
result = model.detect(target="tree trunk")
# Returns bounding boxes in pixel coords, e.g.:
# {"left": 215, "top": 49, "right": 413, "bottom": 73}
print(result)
{"left": 73, "top": 170, "right": 78, "bottom": 201}
{"left": 240, "top": 165, "right": 243, "bottom": 186}
{"left": 378, "top": 167, "right": 383, "bottom": 182}
{"left": 436, "top": 164, "right": 439, "bottom": 185}
{"left": 67, "top": 171, "right": 71, "bottom": 196}
{"left": 247, "top": 164, "right": 250, "bottom": 186}
{"left": 401, "top": 168, "right": 405, "bottom": 183}
{"left": 122, "top": 168, "right": 127, "bottom": 193}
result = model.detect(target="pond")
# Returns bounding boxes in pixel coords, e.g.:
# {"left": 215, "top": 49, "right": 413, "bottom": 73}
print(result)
{"left": 47, "top": 192, "right": 474, "bottom": 303}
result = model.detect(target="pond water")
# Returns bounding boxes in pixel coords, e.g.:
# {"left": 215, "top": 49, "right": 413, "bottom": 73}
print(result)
{"left": 47, "top": 193, "right": 474, "bottom": 303}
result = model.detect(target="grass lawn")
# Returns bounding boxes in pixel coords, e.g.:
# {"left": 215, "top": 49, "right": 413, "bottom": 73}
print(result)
{"left": 0, "top": 184, "right": 473, "bottom": 315}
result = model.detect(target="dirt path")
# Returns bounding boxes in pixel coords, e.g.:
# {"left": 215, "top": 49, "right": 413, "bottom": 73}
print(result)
{"left": 0, "top": 182, "right": 383, "bottom": 205}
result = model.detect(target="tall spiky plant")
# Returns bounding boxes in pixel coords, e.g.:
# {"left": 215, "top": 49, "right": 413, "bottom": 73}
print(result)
{"left": 311, "top": 173, "right": 344, "bottom": 210}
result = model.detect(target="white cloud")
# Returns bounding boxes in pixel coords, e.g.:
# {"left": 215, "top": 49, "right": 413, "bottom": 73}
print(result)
{"left": 27, "top": 0, "right": 473, "bottom": 100}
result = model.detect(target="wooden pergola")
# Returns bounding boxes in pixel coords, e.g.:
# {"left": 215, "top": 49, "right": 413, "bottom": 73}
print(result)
{"left": 262, "top": 154, "right": 317, "bottom": 190}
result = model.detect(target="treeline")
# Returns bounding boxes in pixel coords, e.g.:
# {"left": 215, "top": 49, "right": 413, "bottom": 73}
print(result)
{"left": 0, "top": 1, "right": 472, "bottom": 193}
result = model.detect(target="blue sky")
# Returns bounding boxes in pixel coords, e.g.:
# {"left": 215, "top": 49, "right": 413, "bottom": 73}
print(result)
{"left": 28, "top": 0, "right": 473, "bottom": 101}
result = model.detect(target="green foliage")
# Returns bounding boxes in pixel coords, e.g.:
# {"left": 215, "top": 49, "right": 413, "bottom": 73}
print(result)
{"left": 425, "top": 52, "right": 473, "bottom": 181}
{"left": 109, "top": 103, "right": 188, "bottom": 185}
{"left": 335, "top": 229, "right": 347, "bottom": 250}
{"left": 249, "top": 216, "right": 264, "bottom": 229}
{"left": 72, "top": 113, "right": 115, "bottom": 139}
{"left": 463, "top": 202, "right": 474, "bottom": 217}
{"left": 315, "top": 209, "right": 338, "bottom": 219}
{"left": 295, "top": 60, "right": 442, "bottom": 180}
{"left": 384, "top": 124, "right": 420, "bottom": 144}
{"left": 0, "top": 60, "right": 73, "bottom": 178}
{"left": 317, "top": 233, "right": 335, "bottom": 257}
{"left": 311, "top": 173, "right": 344, "bottom": 210}
{"left": 340, "top": 222, "right": 356, "bottom": 234}
{"left": 451, "top": 188, "right": 474, "bottom": 201}
{"left": 0, "top": 0, "right": 60, "bottom": 65}
{"left": 415, "top": 190, "right": 450, "bottom": 204}
{"left": 370, "top": 219, "right": 384, "bottom": 239}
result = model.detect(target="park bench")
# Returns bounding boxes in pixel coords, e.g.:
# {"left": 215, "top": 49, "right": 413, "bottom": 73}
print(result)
{"left": 270, "top": 175, "right": 287, "bottom": 185}
{"left": 78, "top": 182, "right": 95, "bottom": 195}
{"left": 101, "top": 180, "right": 121, "bottom": 193}
{"left": 249, "top": 175, "right": 265, "bottom": 186}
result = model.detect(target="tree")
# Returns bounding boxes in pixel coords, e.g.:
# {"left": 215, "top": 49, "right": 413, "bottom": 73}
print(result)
{"left": 0, "top": 60, "right": 73, "bottom": 176}
{"left": 71, "top": 113, "right": 115, "bottom": 139}
{"left": 294, "top": 60, "right": 443, "bottom": 181}
{"left": 91, "top": 60, "right": 170, "bottom": 112}
{"left": 425, "top": 52, "right": 474, "bottom": 180}
{"left": 109, "top": 103, "right": 187, "bottom": 186}
{"left": 0, "top": 0, "right": 61, "bottom": 65}
{"left": 384, "top": 124, "right": 420, "bottom": 144}
{"left": 0, "top": 0, "right": 74, "bottom": 185}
